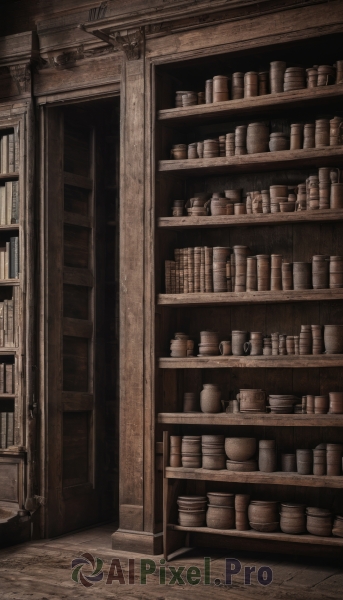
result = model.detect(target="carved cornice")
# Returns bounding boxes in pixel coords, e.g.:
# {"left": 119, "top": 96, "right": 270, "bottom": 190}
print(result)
{"left": 9, "top": 64, "right": 31, "bottom": 95}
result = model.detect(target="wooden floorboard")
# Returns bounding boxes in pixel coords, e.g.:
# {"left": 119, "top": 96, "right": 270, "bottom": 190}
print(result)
{"left": 0, "top": 523, "right": 342, "bottom": 599}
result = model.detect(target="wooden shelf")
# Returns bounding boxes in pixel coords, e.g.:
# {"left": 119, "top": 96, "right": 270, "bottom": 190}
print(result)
{"left": 168, "top": 524, "right": 343, "bottom": 548}
{"left": 159, "top": 146, "right": 343, "bottom": 175}
{"left": 0, "top": 172, "right": 19, "bottom": 181}
{"left": 0, "top": 279, "right": 20, "bottom": 286}
{"left": 158, "top": 412, "right": 343, "bottom": 426}
{"left": 0, "top": 394, "right": 15, "bottom": 398}
{"left": 159, "top": 355, "right": 343, "bottom": 368}
{"left": 158, "top": 84, "right": 343, "bottom": 124}
{"left": 165, "top": 467, "right": 343, "bottom": 488}
{"left": 0, "top": 224, "right": 20, "bottom": 231}
{"left": 158, "top": 288, "right": 343, "bottom": 307}
{"left": 158, "top": 208, "right": 343, "bottom": 229}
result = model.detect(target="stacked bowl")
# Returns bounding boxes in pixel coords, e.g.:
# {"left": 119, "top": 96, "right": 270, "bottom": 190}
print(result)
{"left": 248, "top": 500, "right": 279, "bottom": 532}
{"left": 177, "top": 496, "right": 207, "bottom": 526}
{"left": 206, "top": 493, "right": 235, "bottom": 529}
{"left": 202, "top": 435, "right": 226, "bottom": 470}
{"left": 268, "top": 394, "right": 298, "bottom": 414}
{"left": 181, "top": 436, "right": 202, "bottom": 468}
{"left": 225, "top": 437, "right": 257, "bottom": 471}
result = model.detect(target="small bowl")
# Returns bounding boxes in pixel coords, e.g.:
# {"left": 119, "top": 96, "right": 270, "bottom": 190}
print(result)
{"left": 279, "top": 202, "right": 295, "bottom": 213}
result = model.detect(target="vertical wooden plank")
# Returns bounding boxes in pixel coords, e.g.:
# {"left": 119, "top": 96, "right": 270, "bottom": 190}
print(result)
{"left": 119, "top": 56, "right": 145, "bottom": 531}
{"left": 45, "top": 106, "right": 64, "bottom": 537}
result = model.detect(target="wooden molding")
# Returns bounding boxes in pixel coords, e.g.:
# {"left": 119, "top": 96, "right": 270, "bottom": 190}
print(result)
{"left": 8, "top": 65, "right": 31, "bottom": 95}
{"left": 112, "top": 28, "right": 144, "bottom": 60}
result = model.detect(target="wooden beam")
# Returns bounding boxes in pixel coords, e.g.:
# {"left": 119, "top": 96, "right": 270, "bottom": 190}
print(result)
{"left": 159, "top": 355, "right": 343, "bottom": 368}
{"left": 158, "top": 412, "right": 343, "bottom": 426}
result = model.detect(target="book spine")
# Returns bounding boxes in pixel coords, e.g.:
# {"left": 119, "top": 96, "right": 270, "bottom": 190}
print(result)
{"left": 205, "top": 247, "right": 213, "bottom": 293}
{"left": 5, "top": 241, "right": 10, "bottom": 279}
{"left": 165, "top": 260, "right": 171, "bottom": 294}
{"left": 10, "top": 237, "right": 18, "bottom": 279}
{"left": 7, "top": 299, "right": 13, "bottom": 347}
{"left": 0, "top": 412, "right": 6, "bottom": 448}
{"left": 179, "top": 249, "right": 184, "bottom": 294}
{"left": 183, "top": 249, "right": 189, "bottom": 294}
{"left": 174, "top": 248, "right": 180, "bottom": 294}
{"left": 8, "top": 133, "right": 14, "bottom": 173}
{"left": 6, "top": 181, "right": 12, "bottom": 225}
{"left": 0, "top": 186, "right": 5, "bottom": 225}
{"left": 0, "top": 363, "right": 4, "bottom": 393}
{"left": 194, "top": 247, "right": 201, "bottom": 292}
{"left": 170, "top": 260, "right": 176, "bottom": 293}
{"left": 13, "top": 286, "right": 19, "bottom": 347}
{"left": 14, "top": 126, "right": 20, "bottom": 172}
{"left": 200, "top": 247, "right": 205, "bottom": 292}
{"left": 6, "top": 412, "right": 14, "bottom": 446}
{"left": 188, "top": 247, "right": 194, "bottom": 293}
{"left": 11, "top": 181, "right": 19, "bottom": 223}
{"left": 5, "top": 363, "right": 13, "bottom": 394}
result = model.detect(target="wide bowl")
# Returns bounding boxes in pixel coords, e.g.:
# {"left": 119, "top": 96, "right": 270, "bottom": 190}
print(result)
{"left": 207, "top": 492, "right": 235, "bottom": 506}
{"left": 225, "top": 437, "right": 256, "bottom": 461}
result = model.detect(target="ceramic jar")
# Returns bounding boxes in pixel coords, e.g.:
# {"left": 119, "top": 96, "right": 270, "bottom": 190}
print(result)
{"left": 206, "top": 505, "right": 235, "bottom": 529}
{"left": 246, "top": 122, "right": 269, "bottom": 154}
{"left": 306, "top": 507, "right": 332, "bottom": 536}
{"left": 200, "top": 384, "right": 221, "bottom": 413}
{"left": 269, "top": 132, "right": 289, "bottom": 152}
{"left": 231, "top": 72, "right": 244, "bottom": 99}
{"left": 258, "top": 440, "right": 277, "bottom": 472}
{"left": 270, "top": 61, "right": 286, "bottom": 93}
{"left": 213, "top": 75, "right": 229, "bottom": 102}
{"left": 244, "top": 71, "right": 258, "bottom": 97}
{"left": 293, "top": 262, "right": 312, "bottom": 290}
{"left": 231, "top": 330, "right": 248, "bottom": 355}
{"left": 324, "top": 325, "right": 343, "bottom": 353}
{"left": 296, "top": 449, "right": 312, "bottom": 475}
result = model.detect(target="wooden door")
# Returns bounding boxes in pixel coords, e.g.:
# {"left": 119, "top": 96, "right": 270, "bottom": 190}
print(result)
{"left": 44, "top": 105, "right": 107, "bottom": 536}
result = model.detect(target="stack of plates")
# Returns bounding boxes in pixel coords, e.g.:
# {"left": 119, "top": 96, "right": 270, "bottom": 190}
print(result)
{"left": 268, "top": 395, "right": 298, "bottom": 414}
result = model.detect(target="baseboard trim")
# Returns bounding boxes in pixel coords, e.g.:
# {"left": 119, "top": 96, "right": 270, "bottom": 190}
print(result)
{"left": 111, "top": 528, "right": 163, "bottom": 555}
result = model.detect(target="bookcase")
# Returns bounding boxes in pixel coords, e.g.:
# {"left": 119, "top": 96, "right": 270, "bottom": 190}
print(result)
{"left": 154, "top": 31, "right": 343, "bottom": 558}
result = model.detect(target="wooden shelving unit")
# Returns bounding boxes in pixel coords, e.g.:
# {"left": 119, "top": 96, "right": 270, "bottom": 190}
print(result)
{"left": 159, "top": 355, "right": 343, "bottom": 368}
{"left": 158, "top": 208, "right": 343, "bottom": 229}
{"left": 158, "top": 289, "right": 343, "bottom": 306}
{"left": 155, "top": 32, "right": 343, "bottom": 560}
{"left": 158, "top": 84, "right": 343, "bottom": 124}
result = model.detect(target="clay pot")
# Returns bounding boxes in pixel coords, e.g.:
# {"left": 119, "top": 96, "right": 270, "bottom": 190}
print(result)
{"left": 246, "top": 122, "right": 269, "bottom": 154}
{"left": 225, "top": 133, "right": 235, "bottom": 157}
{"left": 231, "top": 330, "right": 248, "bottom": 356}
{"left": 179, "top": 509, "right": 206, "bottom": 527}
{"left": 317, "top": 65, "right": 335, "bottom": 86}
{"left": 313, "top": 448, "right": 326, "bottom": 476}
{"left": 296, "top": 449, "right": 312, "bottom": 475}
{"left": 181, "top": 455, "right": 202, "bottom": 468}
{"left": 183, "top": 392, "right": 198, "bottom": 412}
{"left": 206, "top": 505, "right": 235, "bottom": 529}
{"left": 303, "top": 123, "right": 315, "bottom": 149}
{"left": 235, "top": 494, "right": 250, "bottom": 510}
{"left": 219, "top": 340, "right": 232, "bottom": 355}
{"left": 200, "top": 331, "right": 219, "bottom": 345}
{"left": 306, "top": 67, "right": 318, "bottom": 88}
{"left": 293, "top": 262, "right": 312, "bottom": 290}
{"left": 330, "top": 116, "right": 343, "bottom": 146}
{"left": 203, "top": 139, "right": 219, "bottom": 158}
{"left": 314, "top": 395, "right": 329, "bottom": 414}
{"left": 200, "top": 384, "right": 221, "bottom": 413}
{"left": 270, "top": 61, "right": 286, "bottom": 93}
{"left": 246, "top": 257, "right": 257, "bottom": 291}
{"left": 205, "top": 80, "right": 213, "bottom": 103}
{"left": 258, "top": 71, "right": 269, "bottom": 95}
{"left": 175, "top": 91, "right": 193, "bottom": 107}
{"left": 231, "top": 72, "right": 244, "bottom": 99}
{"left": 237, "top": 389, "right": 266, "bottom": 412}
{"left": 213, "top": 75, "right": 229, "bottom": 103}
{"left": 207, "top": 492, "right": 234, "bottom": 507}
{"left": 170, "top": 338, "right": 188, "bottom": 357}
{"left": 290, "top": 123, "right": 303, "bottom": 149}
{"left": 329, "top": 392, "right": 343, "bottom": 414}
{"left": 225, "top": 437, "right": 256, "bottom": 461}
{"left": 312, "top": 255, "right": 329, "bottom": 289}
{"left": 330, "top": 256, "right": 343, "bottom": 288}
{"left": 330, "top": 183, "right": 343, "bottom": 209}
{"left": 281, "top": 453, "right": 296, "bottom": 472}
{"left": 170, "top": 435, "right": 182, "bottom": 449}
{"left": 326, "top": 444, "right": 342, "bottom": 476}
{"left": 258, "top": 440, "right": 277, "bottom": 472}
{"left": 315, "top": 118, "right": 330, "bottom": 147}
{"left": 248, "top": 500, "right": 279, "bottom": 524}
{"left": 235, "top": 125, "right": 247, "bottom": 155}
{"left": 202, "top": 454, "right": 226, "bottom": 470}
{"left": 306, "top": 508, "right": 332, "bottom": 536}
{"left": 324, "top": 325, "right": 343, "bottom": 354}
{"left": 244, "top": 332, "right": 263, "bottom": 356}
{"left": 256, "top": 254, "right": 271, "bottom": 291}
{"left": 280, "top": 506, "right": 306, "bottom": 534}
{"left": 269, "top": 132, "right": 289, "bottom": 152}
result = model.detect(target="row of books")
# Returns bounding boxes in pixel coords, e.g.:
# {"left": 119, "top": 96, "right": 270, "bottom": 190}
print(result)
{"left": 0, "top": 237, "right": 19, "bottom": 279}
{"left": 0, "top": 288, "right": 20, "bottom": 347}
{"left": 0, "top": 412, "right": 14, "bottom": 448}
{"left": 165, "top": 247, "right": 215, "bottom": 293}
{"left": 0, "top": 181, "right": 19, "bottom": 224}
{"left": 0, "top": 130, "right": 19, "bottom": 174}
{"left": 0, "top": 363, "right": 14, "bottom": 394}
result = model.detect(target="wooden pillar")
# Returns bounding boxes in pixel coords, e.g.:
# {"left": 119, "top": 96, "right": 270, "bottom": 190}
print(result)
{"left": 112, "top": 50, "right": 162, "bottom": 554}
